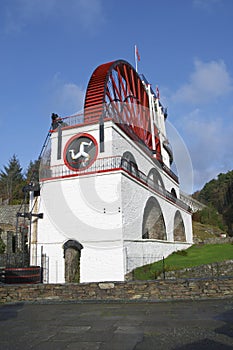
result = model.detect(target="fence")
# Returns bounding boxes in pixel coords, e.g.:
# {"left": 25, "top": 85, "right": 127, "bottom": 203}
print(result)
{"left": 40, "top": 253, "right": 49, "bottom": 283}
{"left": 40, "top": 155, "right": 191, "bottom": 213}
{"left": 128, "top": 256, "right": 233, "bottom": 281}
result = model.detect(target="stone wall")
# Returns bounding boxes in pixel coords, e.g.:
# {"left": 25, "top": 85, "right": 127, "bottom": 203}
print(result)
{"left": 202, "top": 237, "right": 233, "bottom": 244}
{"left": 0, "top": 277, "right": 232, "bottom": 304}
{"left": 0, "top": 204, "right": 29, "bottom": 254}
{"left": 0, "top": 205, "right": 24, "bottom": 227}
{"left": 157, "top": 260, "right": 233, "bottom": 280}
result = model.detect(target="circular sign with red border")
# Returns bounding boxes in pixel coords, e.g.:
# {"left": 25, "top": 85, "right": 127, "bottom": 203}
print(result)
{"left": 64, "top": 133, "right": 98, "bottom": 171}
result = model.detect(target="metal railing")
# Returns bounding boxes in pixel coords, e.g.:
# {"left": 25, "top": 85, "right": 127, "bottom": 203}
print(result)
{"left": 40, "top": 156, "right": 122, "bottom": 180}
{"left": 40, "top": 156, "right": 191, "bottom": 212}
{"left": 59, "top": 113, "right": 85, "bottom": 127}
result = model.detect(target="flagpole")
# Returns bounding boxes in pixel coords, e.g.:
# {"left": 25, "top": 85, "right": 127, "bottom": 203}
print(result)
{"left": 134, "top": 45, "right": 138, "bottom": 72}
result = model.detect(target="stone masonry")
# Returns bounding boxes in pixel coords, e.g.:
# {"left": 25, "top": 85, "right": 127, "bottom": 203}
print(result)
{"left": 0, "top": 277, "right": 232, "bottom": 304}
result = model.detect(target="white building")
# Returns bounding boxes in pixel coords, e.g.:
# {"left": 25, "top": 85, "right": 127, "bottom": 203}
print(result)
{"left": 30, "top": 60, "right": 193, "bottom": 283}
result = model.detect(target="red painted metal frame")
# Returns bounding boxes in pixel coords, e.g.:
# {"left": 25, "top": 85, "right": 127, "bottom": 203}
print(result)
{"left": 84, "top": 60, "right": 162, "bottom": 161}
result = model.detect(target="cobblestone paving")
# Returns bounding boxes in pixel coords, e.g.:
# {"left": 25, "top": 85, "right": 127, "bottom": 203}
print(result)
{"left": 0, "top": 299, "right": 233, "bottom": 349}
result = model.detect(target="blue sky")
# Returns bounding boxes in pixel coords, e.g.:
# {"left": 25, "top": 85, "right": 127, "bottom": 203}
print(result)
{"left": 0, "top": 0, "right": 233, "bottom": 192}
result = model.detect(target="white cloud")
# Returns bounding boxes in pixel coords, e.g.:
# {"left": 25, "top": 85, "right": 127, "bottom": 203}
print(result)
{"left": 75, "top": 0, "right": 106, "bottom": 30}
{"left": 172, "top": 59, "right": 232, "bottom": 105}
{"left": 192, "top": 0, "right": 222, "bottom": 11}
{"left": 177, "top": 108, "right": 233, "bottom": 190}
{"left": 166, "top": 121, "right": 194, "bottom": 194}
{"left": 49, "top": 73, "right": 85, "bottom": 116}
{"left": 3, "top": 0, "right": 105, "bottom": 34}
{"left": 168, "top": 58, "right": 233, "bottom": 190}
{"left": 57, "top": 83, "right": 85, "bottom": 114}
{"left": 4, "top": 0, "right": 57, "bottom": 33}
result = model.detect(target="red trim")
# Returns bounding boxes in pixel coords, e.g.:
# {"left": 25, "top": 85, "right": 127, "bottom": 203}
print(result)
{"left": 63, "top": 133, "right": 98, "bottom": 172}
{"left": 5, "top": 267, "right": 40, "bottom": 271}
{"left": 6, "top": 274, "right": 40, "bottom": 279}
{"left": 41, "top": 167, "right": 121, "bottom": 182}
{"left": 41, "top": 167, "right": 190, "bottom": 214}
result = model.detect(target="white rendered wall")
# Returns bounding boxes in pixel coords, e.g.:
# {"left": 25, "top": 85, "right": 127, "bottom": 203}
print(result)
{"left": 50, "top": 122, "right": 114, "bottom": 168}
{"left": 121, "top": 173, "right": 192, "bottom": 242}
{"left": 37, "top": 172, "right": 124, "bottom": 283}
{"left": 80, "top": 245, "right": 124, "bottom": 283}
{"left": 50, "top": 121, "right": 180, "bottom": 197}
{"left": 111, "top": 124, "right": 180, "bottom": 197}
{"left": 121, "top": 173, "right": 192, "bottom": 275}
{"left": 125, "top": 240, "right": 192, "bottom": 274}
{"left": 37, "top": 120, "right": 193, "bottom": 283}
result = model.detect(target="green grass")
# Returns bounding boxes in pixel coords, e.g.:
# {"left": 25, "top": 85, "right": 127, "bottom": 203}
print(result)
{"left": 133, "top": 243, "right": 233, "bottom": 280}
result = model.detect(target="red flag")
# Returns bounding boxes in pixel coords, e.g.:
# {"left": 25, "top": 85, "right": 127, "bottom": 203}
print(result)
{"left": 136, "top": 46, "right": 140, "bottom": 61}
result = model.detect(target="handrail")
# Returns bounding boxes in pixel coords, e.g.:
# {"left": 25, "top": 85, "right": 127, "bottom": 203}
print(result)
{"left": 51, "top": 112, "right": 179, "bottom": 184}
{"left": 40, "top": 156, "right": 191, "bottom": 212}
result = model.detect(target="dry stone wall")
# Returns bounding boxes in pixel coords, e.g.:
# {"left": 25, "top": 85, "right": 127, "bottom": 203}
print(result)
{"left": 157, "top": 260, "right": 233, "bottom": 280}
{"left": 0, "top": 277, "right": 232, "bottom": 304}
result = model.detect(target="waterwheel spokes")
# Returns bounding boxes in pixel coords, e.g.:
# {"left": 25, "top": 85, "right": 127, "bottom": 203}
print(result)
{"left": 84, "top": 60, "right": 162, "bottom": 160}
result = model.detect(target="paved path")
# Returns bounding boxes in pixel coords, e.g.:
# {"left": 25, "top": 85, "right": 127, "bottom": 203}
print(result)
{"left": 0, "top": 299, "right": 233, "bottom": 349}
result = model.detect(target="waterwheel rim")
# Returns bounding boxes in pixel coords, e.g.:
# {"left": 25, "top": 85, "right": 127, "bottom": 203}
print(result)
{"left": 84, "top": 59, "right": 161, "bottom": 159}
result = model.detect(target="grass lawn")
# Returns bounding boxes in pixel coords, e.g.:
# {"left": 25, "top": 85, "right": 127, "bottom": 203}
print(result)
{"left": 133, "top": 243, "right": 233, "bottom": 280}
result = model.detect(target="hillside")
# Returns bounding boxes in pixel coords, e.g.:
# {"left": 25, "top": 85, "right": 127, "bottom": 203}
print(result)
{"left": 133, "top": 243, "right": 233, "bottom": 280}
{"left": 192, "top": 221, "right": 227, "bottom": 243}
{"left": 193, "top": 170, "right": 233, "bottom": 236}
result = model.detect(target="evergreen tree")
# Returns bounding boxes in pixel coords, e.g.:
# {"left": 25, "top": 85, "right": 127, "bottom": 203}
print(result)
{"left": 25, "top": 159, "right": 40, "bottom": 184}
{"left": 0, "top": 155, "right": 25, "bottom": 204}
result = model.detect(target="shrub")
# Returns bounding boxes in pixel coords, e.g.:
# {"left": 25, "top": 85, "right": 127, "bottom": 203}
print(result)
{"left": 172, "top": 250, "right": 188, "bottom": 256}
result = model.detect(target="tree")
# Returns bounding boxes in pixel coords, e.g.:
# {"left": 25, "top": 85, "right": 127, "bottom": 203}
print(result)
{"left": 194, "top": 170, "right": 233, "bottom": 236}
{"left": 0, "top": 155, "right": 25, "bottom": 204}
{"left": 25, "top": 160, "right": 40, "bottom": 184}
{"left": 193, "top": 205, "right": 227, "bottom": 232}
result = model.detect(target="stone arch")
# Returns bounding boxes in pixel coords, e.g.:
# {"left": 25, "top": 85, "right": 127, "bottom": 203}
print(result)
{"left": 121, "top": 151, "right": 139, "bottom": 177}
{"left": 173, "top": 211, "right": 186, "bottom": 242}
{"left": 142, "top": 197, "right": 167, "bottom": 240}
{"left": 63, "top": 240, "right": 83, "bottom": 283}
{"left": 147, "top": 168, "right": 165, "bottom": 189}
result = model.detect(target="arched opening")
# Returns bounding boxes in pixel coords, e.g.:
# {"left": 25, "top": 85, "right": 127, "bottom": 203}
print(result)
{"left": 171, "top": 188, "right": 177, "bottom": 198}
{"left": 147, "top": 168, "right": 165, "bottom": 189}
{"left": 142, "top": 197, "right": 167, "bottom": 240}
{"left": 63, "top": 240, "right": 83, "bottom": 283}
{"left": 173, "top": 211, "right": 186, "bottom": 242}
{"left": 121, "top": 151, "right": 139, "bottom": 177}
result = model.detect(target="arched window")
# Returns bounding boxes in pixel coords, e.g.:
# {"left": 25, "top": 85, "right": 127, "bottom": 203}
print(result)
{"left": 171, "top": 188, "right": 177, "bottom": 198}
{"left": 147, "top": 168, "right": 165, "bottom": 189}
{"left": 142, "top": 197, "right": 167, "bottom": 240}
{"left": 121, "top": 151, "right": 139, "bottom": 177}
{"left": 173, "top": 211, "right": 186, "bottom": 242}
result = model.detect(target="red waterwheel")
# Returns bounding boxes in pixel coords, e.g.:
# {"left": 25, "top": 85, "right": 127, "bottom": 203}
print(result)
{"left": 84, "top": 59, "right": 161, "bottom": 160}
